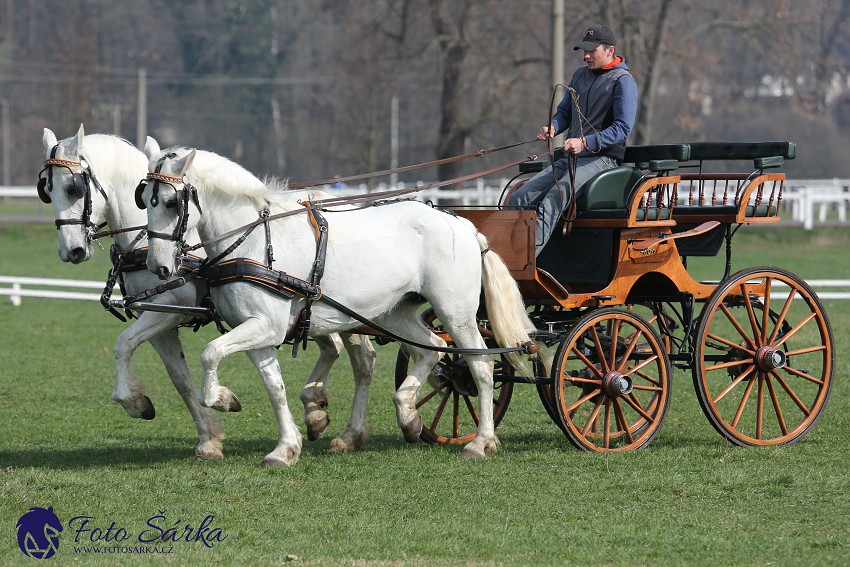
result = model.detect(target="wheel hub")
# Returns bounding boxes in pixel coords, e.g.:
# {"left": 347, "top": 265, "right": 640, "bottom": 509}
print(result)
{"left": 755, "top": 346, "right": 787, "bottom": 372}
{"left": 602, "top": 371, "right": 633, "bottom": 398}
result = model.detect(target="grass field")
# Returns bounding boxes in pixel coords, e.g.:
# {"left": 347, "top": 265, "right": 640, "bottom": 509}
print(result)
{"left": 1, "top": 223, "right": 848, "bottom": 566}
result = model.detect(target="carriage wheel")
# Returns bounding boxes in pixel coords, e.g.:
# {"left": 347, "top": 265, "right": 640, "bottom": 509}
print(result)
{"left": 393, "top": 310, "right": 513, "bottom": 445}
{"left": 693, "top": 267, "right": 834, "bottom": 446}
{"left": 551, "top": 307, "right": 672, "bottom": 452}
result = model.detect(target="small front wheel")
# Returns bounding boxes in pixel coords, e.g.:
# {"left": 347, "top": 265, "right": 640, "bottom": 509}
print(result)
{"left": 551, "top": 307, "right": 672, "bottom": 452}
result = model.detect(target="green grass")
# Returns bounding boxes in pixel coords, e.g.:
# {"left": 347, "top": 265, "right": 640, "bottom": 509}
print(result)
{"left": 1, "top": 224, "right": 849, "bottom": 566}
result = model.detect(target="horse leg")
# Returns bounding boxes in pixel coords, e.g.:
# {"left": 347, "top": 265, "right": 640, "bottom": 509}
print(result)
{"left": 148, "top": 332, "right": 225, "bottom": 461}
{"left": 245, "top": 347, "right": 303, "bottom": 468}
{"left": 111, "top": 314, "right": 160, "bottom": 420}
{"left": 299, "top": 334, "right": 342, "bottom": 441}
{"left": 329, "top": 333, "right": 376, "bottom": 453}
{"left": 388, "top": 313, "right": 446, "bottom": 443}
{"left": 439, "top": 319, "right": 499, "bottom": 459}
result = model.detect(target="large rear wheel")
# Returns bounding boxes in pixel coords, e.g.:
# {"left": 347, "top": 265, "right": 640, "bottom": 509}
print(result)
{"left": 692, "top": 267, "right": 834, "bottom": 446}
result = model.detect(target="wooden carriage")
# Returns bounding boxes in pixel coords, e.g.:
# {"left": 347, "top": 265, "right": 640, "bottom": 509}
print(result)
{"left": 397, "top": 142, "right": 835, "bottom": 452}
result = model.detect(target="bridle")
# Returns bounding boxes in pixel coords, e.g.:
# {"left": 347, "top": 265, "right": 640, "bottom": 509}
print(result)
{"left": 134, "top": 161, "right": 201, "bottom": 245}
{"left": 37, "top": 144, "right": 108, "bottom": 240}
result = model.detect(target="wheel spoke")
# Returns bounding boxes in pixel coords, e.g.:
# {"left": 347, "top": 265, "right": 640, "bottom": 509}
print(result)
{"left": 429, "top": 387, "right": 452, "bottom": 430}
{"left": 765, "top": 374, "right": 788, "bottom": 435}
{"left": 566, "top": 388, "right": 602, "bottom": 414}
{"left": 623, "top": 354, "right": 659, "bottom": 376}
{"left": 782, "top": 364, "right": 825, "bottom": 386}
{"left": 772, "top": 372, "right": 813, "bottom": 416}
{"left": 452, "top": 393, "right": 460, "bottom": 438}
{"left": 616, "top": 327, "right": 644, "bottom": 371}
{"left": 463, "top": 395, "right": 479, "bottom": 425}
{"left": 742, "top": 287, "right": 764, "bottom": 347}
{"left": 731, "top": 375, "right": 758, "bottom": 428}
{"left": 705, "top": 331, "right": 757, "bottom": 355}
{"left": 608, "top": 319, "right": 622, "bottom": 370}
{"left": 603, "top": 400, "right": 612, "bottom": 449}
{"left": 581, "top": 400, "right": 605, "bottom": 437}
{"left": 570, "top": 344, "right": 605, "bottom": 379}
{"left": 612, "top": 400, "right": 634, "bottom": 444}
{"left": 588, "top": 325, "right": 609, "bottom": 373}
{"left": 416, "top": 380, "right": 448, "bottom": 409}
{"left": 767, "top": 287, "right": 797, "bottom": 344}
{"left": 756, "top": 374, "right": 765, "bottom": 440}
{"left": 622, "top": 393, "right": 654, "bottom": 422}
{"left": 761, "top": 277, "right": 772, "bottom": 343}
{"left": 773, "top": 312, "right": 817, "bottom": 349}
{"left": 713, "top": 364, "right": 756, "bottom": 404}
{"left": 719, "top": 302, "right": 758, "bottom": 351}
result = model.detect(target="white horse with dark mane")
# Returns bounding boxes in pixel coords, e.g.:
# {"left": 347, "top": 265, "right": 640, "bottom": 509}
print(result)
{"left": 139, "top": 140, "right": 536, "bottom": 467}
{"left": 39, "top": 125, "right": 375, "bottom": 459}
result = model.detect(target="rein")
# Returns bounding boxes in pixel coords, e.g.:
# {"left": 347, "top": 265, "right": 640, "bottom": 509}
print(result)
{"left": 289, "top": 138, "right": 540, "bottom": 189}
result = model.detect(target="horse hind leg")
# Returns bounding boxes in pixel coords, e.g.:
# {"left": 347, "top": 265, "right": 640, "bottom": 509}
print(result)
{"left": 387, "top": 313, "right": 445, "bottom": 443}
{"left": 299, "top": 334, "right": 341, "bottom": 441}
{"left": 329, "top": 333, "right": 376, "bottom": 453}
{"left": 148, "top": 332, "right": 225, "bottom": 461}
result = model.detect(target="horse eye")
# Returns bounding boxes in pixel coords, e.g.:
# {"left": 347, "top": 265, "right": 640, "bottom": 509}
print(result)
{"left": 163, "top": 194, "right": 179, "bottom": 209}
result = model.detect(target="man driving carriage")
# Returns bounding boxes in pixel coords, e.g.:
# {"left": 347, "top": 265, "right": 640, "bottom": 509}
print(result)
{"left": 508, "top": 23, "right": 638, "bottom": 254}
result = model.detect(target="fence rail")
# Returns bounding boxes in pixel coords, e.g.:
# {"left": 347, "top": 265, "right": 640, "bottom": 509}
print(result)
{"left": 2, "top": 275, "right": 848, "bottom": 306}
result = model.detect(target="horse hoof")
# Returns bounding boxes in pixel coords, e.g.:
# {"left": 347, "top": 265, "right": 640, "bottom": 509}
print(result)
{"left": 140, "top": 396, "right": 156, "bottom": 420}
{"left": 261, "top": 450, "right": 299, "bottom": 468}
{"left": 328, "top": 437, "right": 354, "bottom": 453}
{"left": 306, "top": 413, "right": 330, "bottom": 441}
{"left": 461, "top": 437, "right": 499, "bottom": 459}
{"left": 400, "top": 416, "right": 423, "bottom": 444}
{"left": 227, "top": 396, "right": 242, "bottom": 412}
{"left": 195, "top": 439, "right": 224, "bottom": 461}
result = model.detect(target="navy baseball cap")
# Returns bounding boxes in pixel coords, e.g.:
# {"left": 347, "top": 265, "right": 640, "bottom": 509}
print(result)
{"left": 574, "top": 24, "right": 616, "bottom": 51}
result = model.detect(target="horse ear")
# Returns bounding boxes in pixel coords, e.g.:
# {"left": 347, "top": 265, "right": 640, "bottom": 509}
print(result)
{"left": 144, "top": 136, "right": 161, "bottom": 162}
{"left": 173, "top": 149, "right": 196, "bottom": 176}
{"left": 42, "top": 128, "right": 58, "bottom": 154}
{"left": 66, "top": 123, "right": 84, "bottom": 157}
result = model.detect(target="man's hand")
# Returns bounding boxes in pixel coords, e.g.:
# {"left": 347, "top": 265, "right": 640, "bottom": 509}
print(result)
{"left": 537, "top": 125, "right": 555, "bottom": 140}
{"left": 563, "top": 137, "right": 586, "bottom": 154}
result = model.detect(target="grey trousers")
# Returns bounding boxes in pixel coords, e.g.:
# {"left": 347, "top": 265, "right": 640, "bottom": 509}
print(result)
{"left": 507, "top": 155, "right": 619, "bottom": 253}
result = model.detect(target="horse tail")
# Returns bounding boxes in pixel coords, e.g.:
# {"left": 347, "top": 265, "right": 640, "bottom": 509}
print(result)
{"left": 477, "top": 233, "right": 536, "bottom": 376}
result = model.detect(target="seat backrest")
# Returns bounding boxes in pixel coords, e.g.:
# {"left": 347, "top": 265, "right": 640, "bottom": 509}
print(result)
{"left": 577, "top": 166, "right": 645, "bottom": 211}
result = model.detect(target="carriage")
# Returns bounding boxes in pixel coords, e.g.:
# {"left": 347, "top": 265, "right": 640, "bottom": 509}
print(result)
{"left": 398, "top": 141, "right": 835, "bottom": 452}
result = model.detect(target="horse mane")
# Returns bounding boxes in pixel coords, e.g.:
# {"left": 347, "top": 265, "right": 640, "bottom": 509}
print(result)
{"left": 179, "top": 148, "right": 302, "bottom": 212}
{"left": 77, "top": 134, "right": 148, "bottom": 184}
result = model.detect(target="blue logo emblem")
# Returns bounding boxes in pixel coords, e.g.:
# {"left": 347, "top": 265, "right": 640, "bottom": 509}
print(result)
{"left": 16, "top": 507, "right": 63, "bottom": 559}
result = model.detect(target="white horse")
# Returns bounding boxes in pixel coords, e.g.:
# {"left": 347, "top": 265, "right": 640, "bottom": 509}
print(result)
{"left": 139, "top": 142, "right": 536, "bottom": 467}
{"left": 39, "top": 125, "right": 375, "bottom": 460}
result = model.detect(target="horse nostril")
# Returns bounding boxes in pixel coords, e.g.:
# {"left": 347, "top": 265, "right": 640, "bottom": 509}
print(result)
{"left": 156, "top": 266, "right": 171, "bottom": 280}
{"left": 70, "top": 247, "right": 87, "bottom": 263}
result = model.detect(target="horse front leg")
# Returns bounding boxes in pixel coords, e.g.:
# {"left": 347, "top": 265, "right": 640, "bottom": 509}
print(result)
{"left": 245, "top": 347, "right": 302, "bottom": 468}
{"left": 148, "top": 332, "right": 225, "bottom": 461}
{"left": 111, "top": 313, "right": 162, "bottom": 420}
{"left": 299, "top": 333, "right": 343, "bottom": 441}
{"left": 329, "top": 333, "right": 376, "bottom": 453}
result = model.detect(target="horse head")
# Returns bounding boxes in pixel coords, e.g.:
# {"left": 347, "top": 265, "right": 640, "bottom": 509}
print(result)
{"left": 39, "top": 124, "right": 107, "bottom": 263}
{"left": 139, "top": 139, "right": 202, "bottom": 279}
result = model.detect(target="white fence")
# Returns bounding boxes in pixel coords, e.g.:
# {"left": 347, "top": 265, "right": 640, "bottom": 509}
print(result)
{"left": 0, "top": 276, "right": 117, "bottom": 306}
{"left": 3, "top": 179, "right": 849, "bottom": 229}
{"left": 2, "top": 275, "right": 849, "bottom": 306}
